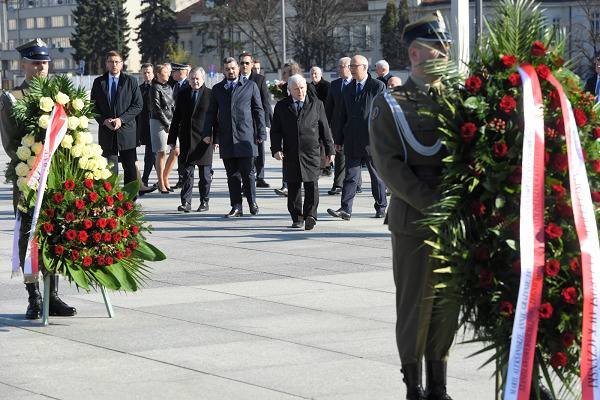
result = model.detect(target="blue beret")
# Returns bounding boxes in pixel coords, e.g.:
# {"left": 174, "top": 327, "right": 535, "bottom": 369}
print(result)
{"left": 16, "top": 38, "right": 51, "bottom": 62}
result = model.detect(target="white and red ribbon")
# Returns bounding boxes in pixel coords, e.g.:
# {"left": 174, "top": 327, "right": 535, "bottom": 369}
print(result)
{"left": 15, "top": 103, "right": 68, "bottom": 283}
{"left": 545, "top": 73, "right": 600, "bottom": 399}
{"left": 504, "top": 65, "right": 546, "bottom": 400}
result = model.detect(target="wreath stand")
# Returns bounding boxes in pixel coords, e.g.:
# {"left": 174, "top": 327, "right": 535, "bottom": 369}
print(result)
{"left": 40, "top": 274, "right": 114, "bottom": 326}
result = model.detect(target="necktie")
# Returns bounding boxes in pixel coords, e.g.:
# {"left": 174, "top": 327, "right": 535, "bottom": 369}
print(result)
{"left": 295, "top": 101, "right": 302, "bottom": 113}
{"left": 595, "top": 77, "right": 600, "bottom": 103}
{"left": 342, "top": 79, "right": 348, "bottom": 92}
{"left": 356, "top": 82, "right": 362, "bottom": 95}
{"left": 191, "top": 90, "right": 198, "bottom": 104}
{"left": 241, "top": 75, "right": 247, "bottom": 83}
{"left": 110, "top": 77, "right": 117, "bottom": 103}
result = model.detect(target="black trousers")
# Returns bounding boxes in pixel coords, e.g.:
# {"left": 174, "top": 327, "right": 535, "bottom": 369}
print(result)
{"left": 255, "top": 141, "right": 265, "bottom": 180}
{"left": 332, "top": 149, "right": 361, "bottom": 189}
{"left": 180, "top": 163, "right": 212, "bottom": 206}
{"left": 341, "top": 156, "right": 387, "bottom": 214}
{"left": 106, "top": 148, "right": 138, "bottom": 185}
{"left": 142, "top": 144, "right": 156, "bottom": 186}
{"left": 222, "top": 157, "right": 256, "bottom": 209}
{"left": 287, "top": 181, "right": 319, "bottom": 222}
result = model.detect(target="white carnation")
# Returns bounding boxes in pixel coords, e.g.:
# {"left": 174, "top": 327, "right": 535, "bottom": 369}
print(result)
{"left": 61, "top": 135, "right": 74, "bottom": 149}
{"left": 81, "top": 145, "right": 93, "bottom": 158}
{"left": 82, "top": 131, "right": 93, "bottom": 144}
{"left": 78, "top": 157, "right": 89, "bottom": 170}
{"left": 55, "top": 92, "right": 70, "bottom": 105}
{"left": 70, "top": 144, "right": 83, "bottom": 158}
{"left": 90, "top": 143, "right": 103, "bottom": 157}
{"left": 38, "top": 114, "right": 50, "bottom": 129}
{"left": 86, "top": 159, "right": 98, "bottom": 171}
{"left": 78, "top": 115, "right": 89, "bottom": 129}
{"left": 15, "top": 162, "right": 30, "bottom": 177}
{"left": 94, "top": 156, "right": 108, "bottom": 169}
{"left": 67, "top": 116, "right": 80, "bottom": 131}
{"left": 93, "top": 169, "right": 103, "bottom": 180}
{"left": 20, "top": 134, "right": 35, "bottom": 147}
{"left": 16, "top": 146, "right": 31, "bottom": 161}
{"left": 71, "top": 98, "right": 85, "bottom": 111}
{"left": 39, "top": 97, "right": 54, "bottom": 112}
{"left": 31, "top": 142, "right": 43, "bottom": 155}
{"left": 85, "top": 172, "right": 94, "bottom": 179}
{"left": 101, "top": 169, "right": 112, "bottom": 180}
{"left": 17, "top": 177, "right": 28, "bottom": 192}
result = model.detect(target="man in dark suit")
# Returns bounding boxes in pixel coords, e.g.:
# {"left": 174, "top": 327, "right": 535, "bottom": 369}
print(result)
{"left": 239, "top": 52, "right": 272, "bottom": 188}
{"left": 375, "top": 59, "right": 394, "bottom": 86}
{"left": 271, "top": 74, "right": 334, "bottom": 230}
{"left": 169, "top": 63, "right": 190, "bottom": 189}
{"left": 91, "top": 50, "right": 143, "bottom": 185}
{"left": 204, "top": 57, "right": 266, "bottom": 217}
{"left": 327, "top": 54, "right": 387, "bottom": 221}
{"left": 310, "top": 66, "right": 333, "bottom": 177}
{"left": 137, "top": 63, "right": 156, "bottom": 189}
{"left": 168, "top": 67, "right": 212, "bottom": 213}
{"left": 584, "top": 54, "right": 600, "bottom": 103}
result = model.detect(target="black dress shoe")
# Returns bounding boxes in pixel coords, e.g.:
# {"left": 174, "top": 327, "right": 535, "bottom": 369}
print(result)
{"left": 48, "top": 275, "right": 76, "bottom": 317}
{"left": 197, "top": 200, "right": 209, "bottom": 212}
{"left": 256, "top": 179, "right": 270, "bottom": 188}
{"left": 290, "top": 221, "right": 304, "bottom": 229}
{"left": 274, "top": 187, "right": 288, "bottom": 197}
{"left": 225, "top": 208, "right": 243, "bottom": 218}
{"left": 167, "top": 187, "right": 174, "bottom": 192}
{"left": 328, "top": 186, "right": 342, "bottom": 195}
{"left": 139, "top": 185, "right": 157, "bottom": 196}
{"left": 327, "top": 208, "right": 351, "bottom": 220}
{"left": 25, "top": 283, "right": 42, "bottom": 320}
{"left": 173, "top": 181, "right": 183, "bottom": 189}
{"left": 356, "top": 186, "right": 362, "bottom": 193}
{"left": 305, "top": 216, "right": 316, "bottom": 230}
{"left": 375, "top": 210, "right": 385, "bottom": 218}
{"left": 249, "top": 203, "right": 259, "bottom": 215}
{"left": 177, "top": 204, "right": 191, "bottom": 213}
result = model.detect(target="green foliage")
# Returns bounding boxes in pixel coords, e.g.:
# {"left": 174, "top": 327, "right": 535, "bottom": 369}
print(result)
{"left": 379, "top": 0, "right": 409, "bottom": 69}
{"left": 136, "top": 0, "right": 178, "bottom": 64}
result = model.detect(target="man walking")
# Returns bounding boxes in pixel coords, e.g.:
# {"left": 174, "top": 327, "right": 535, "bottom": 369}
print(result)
{"left": 375, "top": 59, "right": 395, "bottom": 86}
{"left": 327, "top": 55, "right": 387, "bottom": 220}
{"left": 204, "top": 57, "right": 266, "bottom": 217}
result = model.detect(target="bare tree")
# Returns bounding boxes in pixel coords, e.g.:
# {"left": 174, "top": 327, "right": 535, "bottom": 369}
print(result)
{"left": 571, "top": 0, "right": 600, "bottom": 76}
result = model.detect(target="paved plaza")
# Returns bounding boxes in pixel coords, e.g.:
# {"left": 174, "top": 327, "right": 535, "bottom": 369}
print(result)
{"left": 0, "top": 130, "right": 494, "bottom": 399}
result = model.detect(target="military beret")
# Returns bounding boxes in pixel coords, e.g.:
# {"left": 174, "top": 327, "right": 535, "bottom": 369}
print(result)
{"left": 402, "top": 11, "right": 452, "bottom": 45}
{"left": 16, "top": 38, "right": 51, "bottom": 62}
{"left": 171, "top": 63, "right": 190, "bottom": 71}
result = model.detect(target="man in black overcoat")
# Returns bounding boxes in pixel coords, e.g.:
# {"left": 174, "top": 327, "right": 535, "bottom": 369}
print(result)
{"left": 584, "top": 53, "right": 600, "bottom": 103}
{"left": 91, "top": 50, "right": 143, "bottom": 185}
{"left": 271, "top": 74, "right": 334, "bottom": 230}
{"left": 203, "top": 57, "right": 266, "bottom": 217}
{"left": 168, "top": 67, "right": 213, "bottom": 212}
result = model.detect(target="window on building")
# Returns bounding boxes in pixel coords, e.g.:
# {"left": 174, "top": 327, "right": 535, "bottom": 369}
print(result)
{"left": 36, "top": 17, "right": 46, "bottom": 28}
{"left": 51, "top": 15, "right": 65, "bottom": 27}
{"left": 592, "top": 12, "right": 600, "bottom": 36}
{"left": 10, "top": 60, "right": 19, "bottom": 71}
{"left": 350, "top": 25, "right": 370, "bottom": 50}
{"left": 25, "top": 17, "right": 35, "bottom": 29}
{"left": 8, "top": 19, "right": 17, "bottom": 30}
{"left": 52, "top": 37, "right": 71, "bottom": 48}
{"left": 8, "top": 40, "right": 16, "bottom": 50}
{"left": 53, "top": 59, "right": 66, "bottom": 69}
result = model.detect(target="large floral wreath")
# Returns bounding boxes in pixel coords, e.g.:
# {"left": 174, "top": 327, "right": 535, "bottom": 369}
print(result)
{"left": 8, "top": 75, "right": 165, "bottom": 291}
{"left": 424, "top": 0, "right": 599, "bottom": 398}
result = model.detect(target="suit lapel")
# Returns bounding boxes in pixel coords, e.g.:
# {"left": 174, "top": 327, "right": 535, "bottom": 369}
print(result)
{"left": 193, "top": 86, "right": 204, "bottom": 116}
{"left": 101, "top": 73, "right": 109, "bottom": 108}
{"left": 287, "top": 96, "right": 297, "bottom": 117}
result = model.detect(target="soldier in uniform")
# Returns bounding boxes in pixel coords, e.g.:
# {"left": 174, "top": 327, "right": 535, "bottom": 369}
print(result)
{"left": 369, "top": 14, "right": 456, "bottom": 400}
{"left": 0, "top": 39, "right": 76, "bottom": 320}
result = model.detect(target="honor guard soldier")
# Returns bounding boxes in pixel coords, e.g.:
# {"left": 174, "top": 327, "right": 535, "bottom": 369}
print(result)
{"left": 369, "top": 13, "right": 456, "bottom": 400}
{"left": 0, "top": 39, "right": 76, "bottom": 320}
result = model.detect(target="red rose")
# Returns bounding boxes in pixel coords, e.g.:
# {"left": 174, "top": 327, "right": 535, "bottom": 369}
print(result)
{"left": 465, "top": 75, "right": 482, "bottom": 94}
{"left": 65, "top": 212, "right": 75, "bottom": 222}
{"left": 550, "top": 352, "right": 567, "bottom": 369}
{"left": 592, "top": 160, "right": 600, "bottom": 173}
{"left": 93, "top": 232, "right": 102, "bottom": 243}
{"left": 548, "top": 90, "right": 561, "bottom": 109}
{"left": 545, "top": 223, "right": 563, "bottom": 239}
{"left": 574, "top": 109, "right": 587, "bottom": 127}
{"left": 84, "top": 179, "right": 94, "bottom": 189}
{"left": 507, "top": 72, "right": 521, "bottom": 87}
{"left": 551, "top": 184, "right": 566, "bottom": 197}
{"left": 544, "top": 259, "right": 560, "bottom": 277}
{"left": 88, "top": 192, "right": 99, "bottom": 202}
{"left": 65, "top": 229, "right": 77, "bottom": 241}
{"left": 499, "top": 95, "right": 517, "bottom": 114}
{"left": 112, "top": 232, "right": 122, "bottom": 243}
{"left": 106, "top": 256, "right": 114, "bottom": 265}
{"left": 115, "top": 250, "right": 124, "bottom": 260}
{"left": 544, "top": 151, "right": 551, "bottom": 165}
{"left": 499, "top": 301, "right": 514, "bottom": 317}
{"left": 78, "top": 230, "right": 89, "bottom": 242}
{"left": 555, "top": 56, "right": 565, "bottom": 67}
{"left": 103, "top": 182, "right": 112, "bottom": 191}
{"left": 552, "top": 153, "right": 568, "bottom": 172}
{"left": 106, "top": 195, "right": 114, "bottom": 206}
{"left": 593, "top": 127, "right": 600, "bottom": 139}
{"left": 479, "top": 269, "right": 494, "bottom": 288}
{"left": 472, "top": 201, "right": 486, "bottom": 216}
{"left": 82, "top": 256, "right": 93, "bottom": 267}
{"left": 122, "top": 229, "right": 129, "bottom": 238}
{"left": 116, "top": 191, "right": 124, "bottom": 201}
{"left": 63, "top": 180, "right": 75, "bottom": 191}
{"left": 74, "top": 199, "right": 86, "bottom": 210}
{"left": 125, "top": 201, "right": 133, "bottom": 211}
{"left": 569, "top": 257, "right": 581, "bottom": 274}
{"left": 561, "top": 332, "right": 576, "bottom": 348}
{"left": 42, "top": 223, "right": 54, "bottom": 234}
{"left": 555, "top": 203, "right": 573, "bottom": 219}
{"left": 108, "top": 218, "right": 118, "bottom": 229}
{"left": 531, "top": 41, "right": 546, "bottom": 57}
{"left": 82, "top": 219, "right": 93, "bottom": 230}
{"left": 44, "top": 208, "right": 55, "bottom": 218}
{"left": 117, "top": 207, "right": 124, "bottom": 217}
{"left": 54, "top": 245, "right": 65, "bottom": 255}
{"left": 501, "top": 54, "right": 517, "bottom": 68}
{"left": 103, "top": 233, "right": 112, "bottom": 243}
{"left": 52, "top": 193, "right": 64, "bottom": 203}
{"left": 125, "top": 247, "right": 132, "bottom": 257}
{"left": 493, "top": 141, "right": 508, "bottom": 158}
{"left": 96, "top": 255, "right": 106, "bottom": 266}
{"left": 556, "top": 118, "right": 566, "bottom": 136}
{"left": 539, "top": 302, "right": 553, "bottom": 319}
{"left": 535, "top": 64, "right": 550, "bottom": 80}
{"left": 460, "top": 122, "right": 478, "bottom": 142}
{"left": 129, "top": 240, "right": 138, "bottom": 249}
{"left": 562, "top": 287, "right": 578, "bottom": 304}
{"left": 592, "top": 192, "right": 600, "bottom": 202}
{"left": 96, "top": 218, "right": 107, "bottom": 229}
{"left": 70, "top": 249, "right": 80, "bottom": 261}
{"left": 131, "top": 225, "right": 139, "bottom": 235}
{"left": 508, "top": 166, "right": 522, "bottom": 184}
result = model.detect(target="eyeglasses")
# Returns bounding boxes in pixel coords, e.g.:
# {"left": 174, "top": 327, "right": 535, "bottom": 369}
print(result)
{"left": 349, "top": 64, "right": 366, "bottom": 69}
{"left": 338, "top": 65, "right": 349, "bottom": 69}
{"left": 240, "top": 61, "right": 252, "bottom": 65}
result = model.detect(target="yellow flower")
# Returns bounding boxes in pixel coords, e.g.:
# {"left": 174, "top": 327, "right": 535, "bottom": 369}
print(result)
{"left": 71, "top": 98, "right": 85, "bottom": 111}
{"left": 20, "top": 134, "right": 35, "bottom": 147}
{"left": 16, "top": 146, "right": 31, "bottom": 161}
{"left": 61, "top": 135, "right": 74, "bottom": 149}
{"left": 93, "top": 169, "right": 103, "bottom": 180}
{"left": 78, "top": 115, "right": 89, "bottom": 129}
{"left": 38, "top": 114, "right": 50, "bottom": 129}
{"left": 89, "top": 143, "right": 103, "bottom": 157}
{"left": 94, "top": 156, "right": 108, "bottom": 169}
{"left": 27, "top": 156, "right": 36, "bottom": 168}
{"left": 70, "top": 144, "right": 83, "bottom": 158}
{"left": 101, "top": 168, "right": 112, "bottom": 180}
{"left": 67, "top": 116, "right": 80, "bottom": 131}
{"left": 81, "top": 144, "right": 93, "bottom": 158}
{"left": 39, "top": 97, "right": 54, "bottom": 112}
{"left": 85, "top": 172, "right": 94, "bottom": 179}
{"left": 86, "top": 158, "right": 98, "bottom": 171}
{"left": 55, "top": 92, "right": 70, "bottom": 105}
{"left": 17, "top": 177, "right": 28, "bottom": 192}
{"left": 15, "top": 162, "right": 30, "bottom": 177}
{"left": 31, "top": 142, "right": 43, "bottom": 155}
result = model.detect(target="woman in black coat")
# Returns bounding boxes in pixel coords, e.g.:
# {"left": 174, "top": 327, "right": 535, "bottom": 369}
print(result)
{"left": 270, "top": 74, "right": 334, "bottom": 230}
{"left": 168, "top": 67, "right": 213, "bottom": 212}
